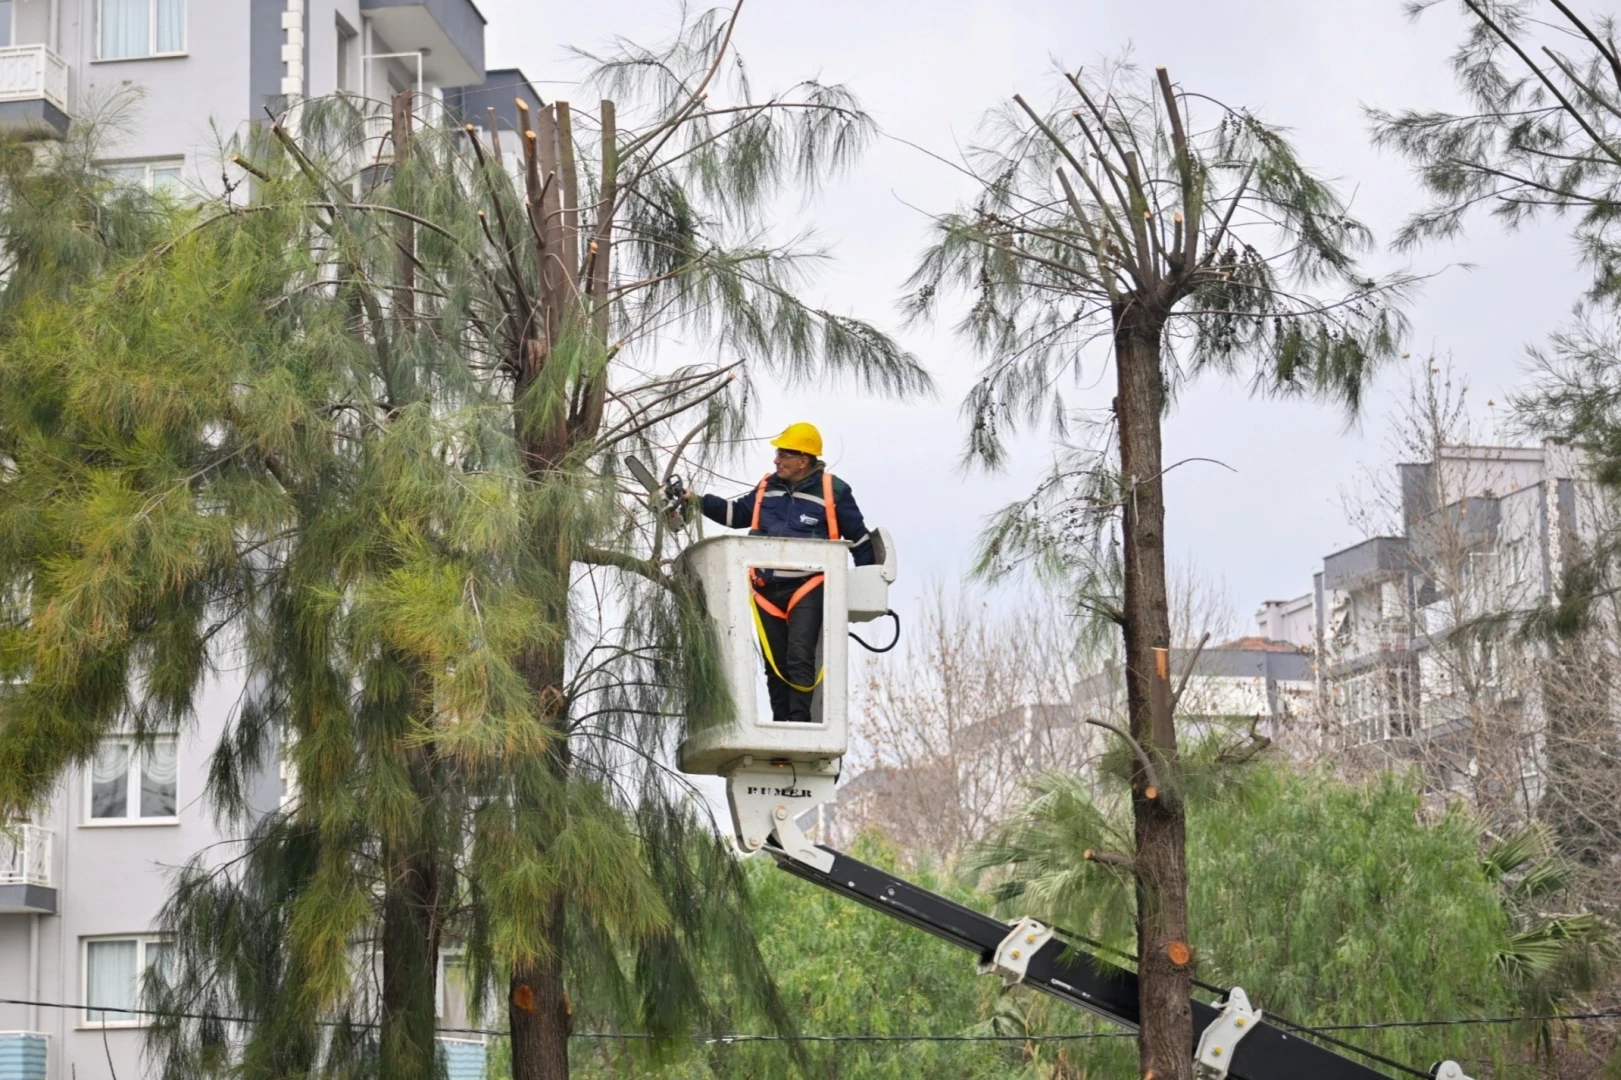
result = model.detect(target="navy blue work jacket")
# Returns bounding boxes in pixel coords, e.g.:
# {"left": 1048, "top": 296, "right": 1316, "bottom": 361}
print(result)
{"left": 701, "top": 468, "right": 876, "bottom": 575}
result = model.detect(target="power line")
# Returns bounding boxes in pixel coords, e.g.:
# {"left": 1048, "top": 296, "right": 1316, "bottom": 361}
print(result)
{"left": 1310, "top": 1009, "right": 1621, "bottom": 1032}
{"left": 4, "top": 994, "right": 1619, "bottom": 1045}
{"left": 0, "top": 997, "right": 1123, "bottom": 1043}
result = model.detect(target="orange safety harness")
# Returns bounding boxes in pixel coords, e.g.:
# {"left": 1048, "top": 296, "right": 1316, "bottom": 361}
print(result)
{"left": 748, "top": 470, "right": 839, "bottom": 693}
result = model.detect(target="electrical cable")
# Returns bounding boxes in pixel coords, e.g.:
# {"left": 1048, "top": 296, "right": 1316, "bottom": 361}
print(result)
{"left": 0, "top": 996, "right": 1127, "bottom": 1042}
{"left": 5, "top": 994, "right": 1618, "bottom": 1044}
{"left": 848, "top": 609, "right": 900, "bottom": 653}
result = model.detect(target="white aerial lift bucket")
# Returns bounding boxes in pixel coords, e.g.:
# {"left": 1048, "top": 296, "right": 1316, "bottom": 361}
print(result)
{"left": 677, "top": 528, "right": 895, "bottom": 868}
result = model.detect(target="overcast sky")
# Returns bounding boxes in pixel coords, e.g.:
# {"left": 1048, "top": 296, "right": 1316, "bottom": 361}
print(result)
{"left": 480, "top": 0, "right": 1588, "bottom": 634}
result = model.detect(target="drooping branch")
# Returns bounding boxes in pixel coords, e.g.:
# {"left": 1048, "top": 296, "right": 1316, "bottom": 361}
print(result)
{"left": 1085, "top": 717, "right": 1160, "bottom": 799}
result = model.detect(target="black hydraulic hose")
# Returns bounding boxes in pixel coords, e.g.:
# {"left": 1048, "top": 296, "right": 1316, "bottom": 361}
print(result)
{"left": 849, "top": 609, "right": 900, "bottom": 653}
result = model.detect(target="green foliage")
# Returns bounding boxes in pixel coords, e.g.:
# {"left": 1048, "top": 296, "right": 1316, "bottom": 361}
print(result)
{"left": 565, "top": 839, "right": 1106, "bottom": 1080}
{"left": 907, "top": 63, "right": 1409, "bottom": 465}
{"left": 975, "top": 758, "right": 1573, "bottom": 1076}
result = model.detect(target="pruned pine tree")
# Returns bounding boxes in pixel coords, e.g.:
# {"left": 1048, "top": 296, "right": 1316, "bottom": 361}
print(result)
{"left": 1370, "top": 0, "right": 1621, "bottom": 299}
{"left": 0, "top": 6, "right": 929, "bottom": 1080}
{"left": 906, "top": 63, "right": 1409, "bottom": 1078}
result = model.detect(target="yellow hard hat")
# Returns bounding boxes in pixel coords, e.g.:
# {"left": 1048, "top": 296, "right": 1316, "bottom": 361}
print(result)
{"left": 771, "top": 422, "right": 822, "bottom": 457}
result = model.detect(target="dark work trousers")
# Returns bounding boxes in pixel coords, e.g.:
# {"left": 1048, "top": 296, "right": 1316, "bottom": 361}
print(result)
{"left": 755, "top": 578, "right": 824, "bottom": 723}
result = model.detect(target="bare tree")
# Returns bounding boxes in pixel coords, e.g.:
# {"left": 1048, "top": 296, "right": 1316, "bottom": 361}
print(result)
{"left": 842, "top": 567, "right": 1236, "bottom": 866}
{"left": 1328, "top": 366, "right": 1543, "bottom": 820}
{"left": 840, "top": 587, "right": 1088, "bottom": 864}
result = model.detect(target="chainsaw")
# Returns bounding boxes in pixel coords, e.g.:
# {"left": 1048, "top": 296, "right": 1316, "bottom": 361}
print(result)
{"left": 625, "top": 455, "right": 690, "bottom": 529}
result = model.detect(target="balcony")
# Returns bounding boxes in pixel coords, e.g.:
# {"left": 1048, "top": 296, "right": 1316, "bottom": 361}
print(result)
{"left": 0, "top": 824, "right": 56, "bottom": 914}
{"left": 438, "top": 1037, "right": 486, "bottom": 1080}
{"left": 1323, "top": 536, "right": 1410, "bottom": 591}
{"left": 0, "top": 45, "right": 69, "bottom": 138}
{"left": 0, "top": 1032, "right": 48, "bottom": 1080}
{"left": 361, "top": 0, "right": 486, "bottom": 88}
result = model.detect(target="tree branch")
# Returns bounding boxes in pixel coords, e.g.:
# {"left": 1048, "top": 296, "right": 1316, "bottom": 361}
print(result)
{"left": 1085, "top": 717, "right": 1160, "bottom": 799}
{"left": 574, "top": 545, "right": 669, "bottom": 588}
{"left": 1170, "top": 631, "right": 1210, "bottom": 716}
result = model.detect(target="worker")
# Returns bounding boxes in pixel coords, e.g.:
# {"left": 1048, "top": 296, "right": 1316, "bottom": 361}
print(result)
{"left": 693, "top": 423, "right": 875, "bottom": 723}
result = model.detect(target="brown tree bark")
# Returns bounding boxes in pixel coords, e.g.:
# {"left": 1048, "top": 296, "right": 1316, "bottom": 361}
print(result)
{"left": 1113, "top": 314, "right": 1193, "bottom": 1080}
{"left": 506, "top": 574, "right": 575, "bottom": 1079}
{"left": 381, "top": 846, "right": 442, "bottom": 1079}
{"left": 509, "top": 892, "right": 571, "bottom": 1080}
{"left": 380, "top": 728, "right": 443, "bottom": 1080}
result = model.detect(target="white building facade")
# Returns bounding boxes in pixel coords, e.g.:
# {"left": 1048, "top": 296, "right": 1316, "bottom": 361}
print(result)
{"left": 1271, "top": 443, "right": 1599, "bottom": 806}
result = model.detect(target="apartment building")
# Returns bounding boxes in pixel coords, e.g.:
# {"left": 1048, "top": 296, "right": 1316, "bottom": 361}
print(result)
{"left": 1278, "top": 444, "right": 1594, "bottom": 798}
{"left": 0, "top": 0, "right": 514, "bottom": 186}
{"left": 0, "top": 3, "right": 528, "bottom": 1076}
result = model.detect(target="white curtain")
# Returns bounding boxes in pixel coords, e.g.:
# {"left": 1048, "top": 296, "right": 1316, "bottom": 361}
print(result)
{"left": 154, "top": 0, "right": 183, "bottom": 54}
{"left": 99, "top": 0, "right": 148, "bottom": 59}
{"left": 90, "top": 742, "right": 130, "bottom": 819}
{"left": 87, "top": 940, "right": 137, "bottom": 1022}
{"left": 143, "top": 940, "right": 174, "bottom": 998}
{"left": 140, "top": 739, "right": 177, "bottom": 817}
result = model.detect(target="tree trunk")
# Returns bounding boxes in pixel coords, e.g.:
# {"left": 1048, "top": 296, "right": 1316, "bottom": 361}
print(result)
{"left": 381, "top": 737, "right": 442, "bottom": 1080}
{"left": 504, "top": 95, "right": 611, "bottom": 1080}
{"left": 1113, "top": 315, "right": 1193, "bottom": 1080}
{"left": 507, "top": 523, "right": 574, "bottom": 1080}
{"left": 381, "top": 848, "right": 441, "bottom": 1080}
{"left": 509, "top": 891, "right": 571, "bottom": 1080}
{"left": 507, "top": 635, "right": 573, "bottom": 1080}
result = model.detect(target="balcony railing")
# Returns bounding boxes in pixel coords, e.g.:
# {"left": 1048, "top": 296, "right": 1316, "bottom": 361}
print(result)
{"left": 0, "top": 45, "right": 67, "bottom": 112}
{"left": 0, "top": 824, "right": 52, "bottom": 888}
{"left": 0, "top": 1032, "right": 49, "bottom": 1080}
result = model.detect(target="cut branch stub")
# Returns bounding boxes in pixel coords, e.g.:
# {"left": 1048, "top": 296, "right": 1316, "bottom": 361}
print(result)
{"left": 1084, "top": 849, "right": 1137, "bottom": 871}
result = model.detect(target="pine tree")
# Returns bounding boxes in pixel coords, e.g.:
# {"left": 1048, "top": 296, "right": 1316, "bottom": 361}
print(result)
{"left": 1370, "top": 0, "right": 1621, "bottom": 300}
{"left": 906, "top": 63, "right": 1409, "bottom": 1078}
{"left": 0, "top": 7, "right": 929, "bottom": 1078}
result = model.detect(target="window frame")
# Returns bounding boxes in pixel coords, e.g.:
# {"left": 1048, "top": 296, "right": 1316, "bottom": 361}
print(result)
{"left": 81, "top": 934, "right": 172, "bottom": 1028}
{"left": 101, "top": 157, "right": 186, "bottom": 195}
{"left": 82, "top": 734, "right": 179, "bottom": 826}
{"left": 94, "top": 0, "right": 187, "bottom": 62}
{"left": 335, "top": 14, "right": 358, "bottom": 94}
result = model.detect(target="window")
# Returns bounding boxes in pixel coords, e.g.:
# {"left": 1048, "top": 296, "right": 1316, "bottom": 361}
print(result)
{"left": 0, "top": 2, "right": 13, "bottom": 48}
{"left": 98, "top": 0, "right": 184, "bottom": 60}
{"left": 438, "top": 950, "right": 471, "bottom": 1022}
{"left": 87, "top": 737, "right": 177, "bottom": 822}
{"left": 104, "top": 159, "right": 185, "bottom": 195}
{"left": 336, "top": 17, "right": 357, "bottom": 93}
{"left": 84, "top": 936, "right": 172, "bottom": 1026}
